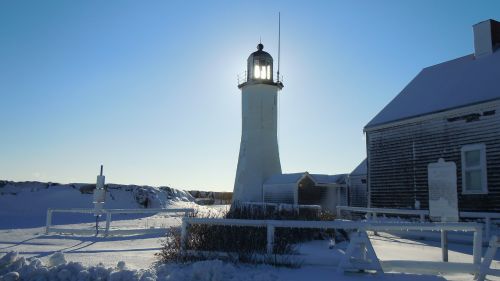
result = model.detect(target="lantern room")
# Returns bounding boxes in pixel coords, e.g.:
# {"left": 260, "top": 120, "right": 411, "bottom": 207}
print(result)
{"left": 238, "top": 42, "right": 283, "bottom": 89}
{"left": 247, "top": 43, "right": 273, "bottom": 82}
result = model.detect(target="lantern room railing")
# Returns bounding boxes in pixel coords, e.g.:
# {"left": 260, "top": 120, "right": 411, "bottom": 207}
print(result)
{"left": 237, "top": 71, "right": 283, "bottom": 86}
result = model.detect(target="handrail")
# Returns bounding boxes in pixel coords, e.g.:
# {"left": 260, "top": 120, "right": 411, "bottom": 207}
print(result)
{"left": 46, "top": 207, "right": 195, "bottom": 236}
{"left": 237, "top": 71, "right": 284, "bottom": 86}
{"left": 336, "top": 206, "right": 499, "bottom": 238}
{"left": 181, "top": 217, "right": 483, "bottom": 267}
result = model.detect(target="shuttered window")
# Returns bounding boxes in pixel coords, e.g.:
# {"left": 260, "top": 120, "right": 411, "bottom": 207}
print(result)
{"left": 461, "top": 144, "right": 488, "bottom": 194}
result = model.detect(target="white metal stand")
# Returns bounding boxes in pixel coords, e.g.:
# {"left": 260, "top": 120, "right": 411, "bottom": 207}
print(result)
{"left": 476, "top": 235, "right": 500, "bottom": 281}
{"left": 338, "top": 230, "right": 383, "bottom": 274}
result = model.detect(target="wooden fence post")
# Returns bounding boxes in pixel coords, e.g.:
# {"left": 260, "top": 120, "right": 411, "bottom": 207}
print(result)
{"left": 485, "top": 217, "right": 491, "bottom": 240}
{"left": 473, "top": 226, "right": 483, "bottom": 266}
{"left": 181, "top": 219, "right": 188, "bottom": 254}
{"left": 105, "top": 212, "right": 112, "bottom": 236}
{"left": 477, "top": 236, "right": 499, "bottom": 281}
{"left": 372, "top": 213, "right": 379, "bottom": 236}
{"left": 441, "top": 230, "right": 448, "bottom": 262}
{"left": 267, "top": 224, "right": 275, "bottom": 255}
{"left": 45, "top": 209, "right": 52, "bottom": 234}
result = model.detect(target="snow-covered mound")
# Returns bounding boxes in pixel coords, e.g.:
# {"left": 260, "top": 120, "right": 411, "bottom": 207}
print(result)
{"left": 0, "top": 181, "right": 195, "bottom": 229}
{"left": 0, "top": 251, "right": 155, "bottom": 281}
{"left": 0, "top": 252, "right": 273, "bottom": 281}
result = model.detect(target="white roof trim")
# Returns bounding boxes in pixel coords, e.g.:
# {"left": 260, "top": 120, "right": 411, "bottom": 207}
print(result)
{"left": 364, "top": 99, "right": 500, "bottom": 132}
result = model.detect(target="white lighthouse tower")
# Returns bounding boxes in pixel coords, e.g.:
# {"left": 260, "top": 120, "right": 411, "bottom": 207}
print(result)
{"left": 233, "top": 43, "right": 283, "bottom": 203}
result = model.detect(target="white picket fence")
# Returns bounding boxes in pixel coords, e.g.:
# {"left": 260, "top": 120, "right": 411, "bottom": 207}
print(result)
{"left": 180, "top": 217, "right": 487, "bottom": 276}
{"left": 336, "top": 206, "right": 500, "bottom": 239}
{"left": 46, "top": 208, "right": 194, "bottom": 236}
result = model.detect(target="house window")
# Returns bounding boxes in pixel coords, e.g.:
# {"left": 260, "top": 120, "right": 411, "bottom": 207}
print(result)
{"left": 461, "top": 144, "right": 488, "bottom": 194}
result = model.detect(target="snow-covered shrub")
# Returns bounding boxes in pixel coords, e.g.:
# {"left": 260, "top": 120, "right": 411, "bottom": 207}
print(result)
{"left": 157, "top": 206, "right": 343, "bottom": 267}
{"left": 228, "top": 203, "right": 347, "bottom": 246}
{"left": 155, "top": 227, "right": 187, "bottom": 263}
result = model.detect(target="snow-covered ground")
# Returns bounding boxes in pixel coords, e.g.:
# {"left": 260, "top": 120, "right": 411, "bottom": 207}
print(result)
{"left": 3, "top": 228, "right": 495, "bottom": 281}
{"left": 1, "top": 181, "right": 499, "bottom": 280}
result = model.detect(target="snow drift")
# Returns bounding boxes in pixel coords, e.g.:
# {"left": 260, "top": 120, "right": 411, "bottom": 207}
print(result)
{"left": 0, "top": 181, "right": 195, "bottom": 229}
{"left": 0, "top": 251, "right": 276, "bottom": 281}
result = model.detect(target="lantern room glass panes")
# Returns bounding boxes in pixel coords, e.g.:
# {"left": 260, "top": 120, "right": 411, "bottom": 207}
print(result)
{"left": 253, "top": 59, "right": 271, "bottom": 80}
{"left": 254, "top": 64, "right": 261, "bottom": 79}
{"left": 461, "top": 144, "right": 487, "bottom": 194}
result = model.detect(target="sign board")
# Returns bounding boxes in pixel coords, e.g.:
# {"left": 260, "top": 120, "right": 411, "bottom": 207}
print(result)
{"left": 428, "top": 158, "right": 458, "bottom": 222}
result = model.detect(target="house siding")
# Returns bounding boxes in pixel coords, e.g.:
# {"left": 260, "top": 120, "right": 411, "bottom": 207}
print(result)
{"left": 348, "top": 175, "right": 368, "bottom": 207}
{"left": 367, "top": 103, "right": 500, "bottom": 212}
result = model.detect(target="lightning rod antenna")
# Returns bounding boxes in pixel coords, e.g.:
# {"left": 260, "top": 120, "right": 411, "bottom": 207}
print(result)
{"left": 277, "top": 12, "right": 281, "bottom": 82}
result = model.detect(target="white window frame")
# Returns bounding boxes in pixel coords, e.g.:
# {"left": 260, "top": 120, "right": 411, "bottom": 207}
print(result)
{"left": 461, "top": 143, "right": 488, "bottom": 194}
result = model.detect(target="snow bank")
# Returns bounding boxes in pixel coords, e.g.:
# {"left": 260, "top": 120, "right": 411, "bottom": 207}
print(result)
{"left": 0, "top": 252, "right": 276, "bottom": 281}
{"left": 156, "top": 260, "right": 277, "bottom": 281}
{"left": 0, "top": 251, "right": 153, "bottom": 281}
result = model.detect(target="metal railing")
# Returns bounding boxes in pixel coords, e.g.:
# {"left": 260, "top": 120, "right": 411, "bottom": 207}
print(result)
{"left": 477, "top": 235, "right": 500, "bottom": 281}
{"left": 237, "top": 71, "right": 284, "bottom": 86}
{"left": 336, "top": 206, "right": 500, "bottom": 238}
{"left": 180, "top": 217, "right": 483, "bottom": 274}
{"left": 46, "top": 208, "right": 194, "bottom": 236}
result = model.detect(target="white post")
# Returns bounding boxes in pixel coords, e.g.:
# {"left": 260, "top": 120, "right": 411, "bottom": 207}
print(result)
{"left": 105, "top": 212, "right": 112, "bottom": 236}
{"left": 441, "top": 230, "right": 448, "bottom": 262}
{"left": 181, "top": 219, "right": 188, "bottom": 254}
{"left": 372, "top": 213, "right": 379, "bottom": 236}
{"left": 473, "top": 226, "right": 483, "bottom": 266}
{"left": 485, "top": 217, "right": 491, "bottom": 239}
{"left": 45, "top": 209, "right": 52, "bottom": 234}
{"left": 337, "top": 206, "right": 341, "bottom": 219}
{"left": 477, "top": 236, "right": 499, "bottom": 281}
{"left": 267, "top": 224, "right": 275, "bottom": 255}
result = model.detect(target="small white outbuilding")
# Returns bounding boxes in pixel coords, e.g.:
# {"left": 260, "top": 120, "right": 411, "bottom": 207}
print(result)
{"left": 263, "top": 172, "right": 348, "bottom": 213}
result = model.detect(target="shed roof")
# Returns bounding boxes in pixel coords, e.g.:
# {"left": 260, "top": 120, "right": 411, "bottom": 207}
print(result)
{"left": 264, "top": 173, "right": 307, "bottom": 185}
{"left": 264, "top": 173, "right": 347, "bottom": 186}
{"left": 365, "top": 50, "right": 500, "bottom": 129}
{"left": 311, "top": 174, "right": 348, "bottom": 185}
{"left": 350, "top": 159, "right": 367, "bottom": 176}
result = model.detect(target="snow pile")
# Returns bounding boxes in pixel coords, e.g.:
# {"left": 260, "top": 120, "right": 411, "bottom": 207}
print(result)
{"left": 0, "top": 251, "right": 154, "bottom": 281}
{"left": 156, "top": 260, "right": 277, "bottom": 281}
{"left": 0, "top": 252, "right": 276, "bottom": 281}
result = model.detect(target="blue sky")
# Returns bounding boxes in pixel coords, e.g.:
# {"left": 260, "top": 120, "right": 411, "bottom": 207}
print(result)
{"left": 1, "top": 1, "right": 499, "bottom": 191}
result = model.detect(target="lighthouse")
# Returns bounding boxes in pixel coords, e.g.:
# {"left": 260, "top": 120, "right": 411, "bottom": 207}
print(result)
{"left": 233, "top": 43, "right": 283, "bottom": 203}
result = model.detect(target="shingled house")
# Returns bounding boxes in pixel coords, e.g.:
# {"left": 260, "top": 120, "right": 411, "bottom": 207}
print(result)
{"left": 364, "top": 19, "right": 500, "bottom": 212}
{"left": 348, "top": 159, "right": 367, "bottom": 207}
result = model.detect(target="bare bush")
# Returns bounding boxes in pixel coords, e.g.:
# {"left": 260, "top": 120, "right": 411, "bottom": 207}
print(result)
{"left": 157, "top": 204, "right": 345, "bottom": 267}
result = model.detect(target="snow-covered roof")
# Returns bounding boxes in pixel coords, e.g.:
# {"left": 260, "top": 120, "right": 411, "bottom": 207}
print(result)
{"left": 365, "top": 50, "right": 500, "bottom": 129}
{"left": 350, "top": 159, "right": 367, "bottom": 176}
{"left": 264, "top": 173, "right": 307, "bottom": 185}
{"left": 264, "top": 173, "right": 347, "bottom": 186}
{"left": 311, "top": 174, "right": 347, "bottom": 185}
